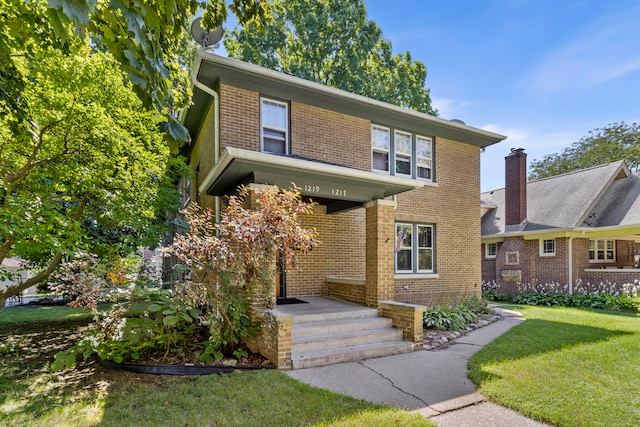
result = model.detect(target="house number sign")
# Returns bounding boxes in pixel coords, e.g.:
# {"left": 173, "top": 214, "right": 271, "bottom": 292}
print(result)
{"left": 302, "top": 184, "right": 348, "bottom": 198}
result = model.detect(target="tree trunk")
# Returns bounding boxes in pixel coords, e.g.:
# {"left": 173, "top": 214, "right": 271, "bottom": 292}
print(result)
{"left": 0, "top": 251, "right": 64, "bottom": 309}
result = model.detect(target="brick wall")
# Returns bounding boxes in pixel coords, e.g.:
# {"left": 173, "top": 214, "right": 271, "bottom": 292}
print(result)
{"left": 219, "top": 84, "right": 260, "bottom": 152}
{"left": 291, "top": 102, "right": 370, "bottom": 170}
{"left": 285, "top": 206, "right": 366, "bottom": 297}
{"left": 394, "top": 139, "right": 482, "bottom": 305}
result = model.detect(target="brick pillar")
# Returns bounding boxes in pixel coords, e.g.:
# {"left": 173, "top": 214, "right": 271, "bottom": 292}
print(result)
{"left": 364, "top": 199, "right": 397, "bottom": 309}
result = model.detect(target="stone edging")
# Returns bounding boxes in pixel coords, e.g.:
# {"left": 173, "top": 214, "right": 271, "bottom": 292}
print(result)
{"left": 423, "top": 311, "right": 504, "bottom": 351}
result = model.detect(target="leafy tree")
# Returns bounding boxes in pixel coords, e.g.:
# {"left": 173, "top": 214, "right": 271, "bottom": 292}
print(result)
{"left": 0, "top": 48, "right": 183, "bottom": 308}
{"left": 0, "top": 0, "right": 273, "bottom": 142}
{"left": 225, "top": 0, "right": 437, "bottom": 115}
{"left": 529, "top": 122, "right": 640, "bottom": 180}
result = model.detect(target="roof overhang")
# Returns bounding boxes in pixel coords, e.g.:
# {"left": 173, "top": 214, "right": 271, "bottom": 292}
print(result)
{"left": 185, "top": 51, "right": 507, "bottom": 149}
{"left": 482, "top": 224, "right": 640, "bottom": 243}
{"left": 200, "top": 148, "right": 424, "bottom": 213}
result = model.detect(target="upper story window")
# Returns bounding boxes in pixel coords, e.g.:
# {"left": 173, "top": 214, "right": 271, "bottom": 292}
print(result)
{"left": 261, "top": 98, "right": 289, "bottom": 155}
{"left": 540, "top": 239, "right": 556, "bottom": 256}
{"left": 395, "top": 222, "right": 434, "bottom": 274}
{"left": 394, "top": 130, "right": 412, "bottom": 177}
{"left": 372, "top": 125, "right": 390, "bottom": 173}
{"left": 416, "top": 135, "right": 433, "bottom": 180}
{"left": 589, "top": 239, "right": 615, "bottom": 262}
{"left": 372, "top": 125, "right": 434, "bottom": 181}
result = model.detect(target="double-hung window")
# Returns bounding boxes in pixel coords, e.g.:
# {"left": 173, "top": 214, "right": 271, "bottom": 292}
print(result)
{"left": 395, "top": 223, "right": 434, "bottom": 273}
{"left": 372, "top": 125, "right": 391, "bottom": 173}
{"left": 589, "top": 239, "right": 615, "bottom": 262}
{"left": 416, "top": 135, "right": 433, "bottom": 180}
{"left": 261, "top": 98, "right": 289, "bottom": 155}
{"left": 394, "top": 130, "right": 412, "bottom": 177}
{"left": 371, "top": 125, "right": 434, "bottom": 181}
{"left": 485, "top": 242, "right": 497, "bottom": 259}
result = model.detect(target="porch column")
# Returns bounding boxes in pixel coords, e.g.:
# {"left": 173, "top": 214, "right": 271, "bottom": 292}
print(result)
{"left": 364, "top": 199, "right": 397, "bottom": 309}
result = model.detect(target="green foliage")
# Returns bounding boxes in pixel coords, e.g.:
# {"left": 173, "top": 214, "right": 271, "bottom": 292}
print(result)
{"left": 0, "top": 48, "right": 184, "bottom": 304}
{"left": 0, "top": 0, "right": 272, "bottom": 119}
{"left": 512, "top": 291, "right": 640, "bottom": 312}
{"left": 423, "top": 296, "right": 491, "bottom": 331}
{"left": 529, "top": 121, "right": 640, "bottom": 180}
{"left": 225, "top": 0, "right": 437, "bottom": 115}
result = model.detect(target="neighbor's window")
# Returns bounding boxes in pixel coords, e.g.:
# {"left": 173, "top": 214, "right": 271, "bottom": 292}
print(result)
{"left": 505, "top": 251, "right": 519, "bottom": 265}
{"left": 416, "top": 135, "right": 433, "bottom": 180}
{"left": 395, "top": 223, "right": 434, "bottom": 273}
{"left": 485, "top": 243, "right": 497, "bottom": 259}
{"left": 589, "top": 239, "right": 615, "bottom": 262}
{"left": 540, "top": 239, "right": 556, "bottom": 256}
{"left": 261, "top": 98, "right": 289, "bottom": 154}
{"left": 372, "top": 125, "right": 391, "bottom": 173}
{"left": 394, "top": 130, "right": 412, "bottom": 177}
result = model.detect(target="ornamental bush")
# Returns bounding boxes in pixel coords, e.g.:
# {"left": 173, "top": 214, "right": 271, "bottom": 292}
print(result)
{"left": 52, "top": 185, "right": 317, "bottom": 370}
{"left": 423, "top": 296, "right": 492, "bottom": 331}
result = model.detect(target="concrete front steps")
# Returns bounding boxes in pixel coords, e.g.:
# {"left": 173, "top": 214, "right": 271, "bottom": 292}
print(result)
{"left": 290, "top": 306, "right": 413, "bottom": 369}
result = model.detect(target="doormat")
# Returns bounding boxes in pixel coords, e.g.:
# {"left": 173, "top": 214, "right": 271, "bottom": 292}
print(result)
{"left": 276, "top": 298, "right": 308, "bottom": 305}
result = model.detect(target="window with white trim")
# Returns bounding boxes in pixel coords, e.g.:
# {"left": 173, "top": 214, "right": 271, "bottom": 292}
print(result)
{"left": 485, "top": 243, "right": 497, "bottom": 259}
{"left": 589, "top": 239, "right": 615, "bottom": 262}
{"left": 372, "top": 125, "right": 390, "bottom": 173}
{"left": 395, "top": 223, "right": 434, "bottom": 273}
{"left": 416, "top": 135, "right": 433, "bottom": 180}
{"left": 261, "top": 98, "right": 289, "bottom": 154}
{"left": 540, "top": 239, "right": 556, "bottom": 256}
{"left": 371, "top": 125, "right": 434, "bottom": 181}
{"left": 394, "top": 130, "right": 412, "bottom": 177}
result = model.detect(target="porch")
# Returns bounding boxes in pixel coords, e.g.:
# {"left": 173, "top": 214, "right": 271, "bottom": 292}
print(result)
{"left": 263, "top": 296, "right": 425, "bottom": 370}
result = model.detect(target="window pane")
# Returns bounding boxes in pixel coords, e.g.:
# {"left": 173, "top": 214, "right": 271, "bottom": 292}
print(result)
{"left": 418, "top": 248, "right": 432, "bottom": 271}
{"left": 606, "top": 240, "right": 614, "bottom": 250}
{"left": 395, "top": 132, "right": 412, "bottom": 155}
{"left": 262, "top": 100, "right": 286, "bottom": 129}
{"left": 372, "top": 127, "right": 390, "bottom": 150}
{"left": 264, "top": 136, "right": 286, "bottom": 154}
{"left": 373, "top": 151, "right": 389, "bottom": 171}
{"left": 417, "top": 225, "right": 432, "bottom": 248}
{"left": 416, "top": 136, "right": 432, "bottom": 159}
{"left": 417, "top": 166, "right": 431, "bottom": 179}
{"left": 589, "top": 240, "right": 595, "bottom": 250}
{"left": 396, "top": 249, "right": 412, "bottom": 271}
{"left": 396, "top": 156, "right": 411, "bottom": 175}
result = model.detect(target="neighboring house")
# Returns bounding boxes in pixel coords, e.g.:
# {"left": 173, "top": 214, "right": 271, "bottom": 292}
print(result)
{"left": 1, "top": 258, "right": 35, "bottom": 302}
{"left": 181, "top": 51, "right": 505, "bottom": 368}
{"left": 481, "top": 148, "right": 640, "bottom": 296}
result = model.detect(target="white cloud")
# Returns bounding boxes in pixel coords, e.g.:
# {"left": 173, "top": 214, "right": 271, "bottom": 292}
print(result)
{"left": 524, "top": 5, "right": 640, "bottom": 96}
{"left": 431, "top": 97, "right": 473, "bottom": 120}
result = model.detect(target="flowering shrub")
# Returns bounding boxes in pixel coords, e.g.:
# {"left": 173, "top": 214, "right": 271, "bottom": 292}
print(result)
{"left": 164, "top": 185, "right": 317, "bottom": 360}
{"left": 52, "top": 185, "right": 317, "bottom": 370}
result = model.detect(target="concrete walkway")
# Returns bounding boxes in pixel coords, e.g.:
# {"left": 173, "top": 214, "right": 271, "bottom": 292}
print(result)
{"left": 286, "top": 307, "right": 551, "bottom": 426}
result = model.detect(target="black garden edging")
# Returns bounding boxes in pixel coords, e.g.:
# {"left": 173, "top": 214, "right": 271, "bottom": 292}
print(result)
{"left": 99, "top": 358, "right": 272, "bottom": 375}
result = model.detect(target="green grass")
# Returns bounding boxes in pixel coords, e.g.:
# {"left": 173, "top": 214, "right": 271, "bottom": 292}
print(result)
{"left": 0, "top": 305, "right": 433, "bottom": 427}
{"left": 469, "top": 305, "right": 640, "bottom": 426}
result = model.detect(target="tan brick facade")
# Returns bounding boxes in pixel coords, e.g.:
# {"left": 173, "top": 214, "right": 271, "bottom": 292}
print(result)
{"left": 189, "top": 82, "right": 485, "bottom": 307}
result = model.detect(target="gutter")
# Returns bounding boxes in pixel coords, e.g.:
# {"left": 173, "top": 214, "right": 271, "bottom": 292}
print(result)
{"left": 191, "top": 53, "right": 222, "bottom": 223}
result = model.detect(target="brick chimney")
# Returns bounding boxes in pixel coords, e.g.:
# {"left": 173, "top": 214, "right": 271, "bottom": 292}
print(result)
{"left": 505, "top": 148, "right": 527, "bottom": 226}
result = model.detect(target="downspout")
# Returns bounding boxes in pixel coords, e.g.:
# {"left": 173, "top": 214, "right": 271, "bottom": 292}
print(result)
{"left": 191, "top": 54, "right": 221, "bottom": 224}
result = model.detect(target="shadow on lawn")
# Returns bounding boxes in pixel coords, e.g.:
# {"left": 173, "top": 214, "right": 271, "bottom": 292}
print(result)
{"left": 468, "top": 317, "right": 633, "bottom": 383}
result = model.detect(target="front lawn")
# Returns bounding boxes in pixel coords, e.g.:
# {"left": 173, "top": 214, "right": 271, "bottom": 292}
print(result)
{"left": 469, "top": 305, "right": 640, "bottom": 426}
{"left": 0, "top": 305, "right": 432, "bottom": 427}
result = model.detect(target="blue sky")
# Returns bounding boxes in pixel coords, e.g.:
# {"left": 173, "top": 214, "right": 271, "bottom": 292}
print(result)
{"left": 217, "top": 1, "right": 640, "bottom": 192}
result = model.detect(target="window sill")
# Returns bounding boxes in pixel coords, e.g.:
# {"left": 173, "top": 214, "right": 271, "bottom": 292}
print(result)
{"left": 394, "top": 273, "right": 439, "bottom": 279}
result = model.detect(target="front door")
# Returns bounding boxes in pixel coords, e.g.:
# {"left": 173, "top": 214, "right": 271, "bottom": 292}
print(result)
{"left": 276, "top": 251, "right": 287, "bottom": 298}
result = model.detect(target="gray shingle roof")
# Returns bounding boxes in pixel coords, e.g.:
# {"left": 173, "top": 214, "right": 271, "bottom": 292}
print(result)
{"left": 481, "top": 160, "right": 635, "bottom": 236}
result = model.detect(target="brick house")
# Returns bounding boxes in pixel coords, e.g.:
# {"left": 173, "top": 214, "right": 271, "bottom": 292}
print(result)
{"left": 481, "top": 149, "right": 640, "bottom": 296}
{"left": 181, "top": 51, "right": 505, "bottom": 368}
